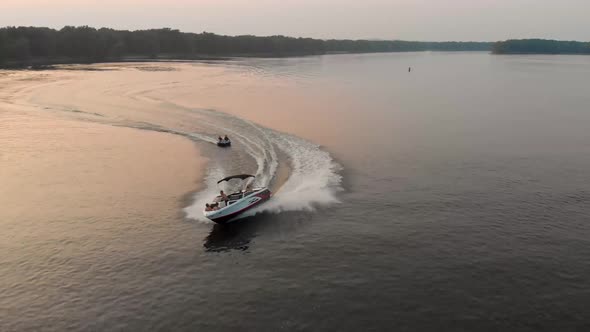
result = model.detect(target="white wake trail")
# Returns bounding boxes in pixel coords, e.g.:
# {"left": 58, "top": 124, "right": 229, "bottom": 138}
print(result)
{"left": 248, "top": 128, "right": 343, "bottom": 215}
{"left": 182, "top": 109, "right": 342, "bottom": 222}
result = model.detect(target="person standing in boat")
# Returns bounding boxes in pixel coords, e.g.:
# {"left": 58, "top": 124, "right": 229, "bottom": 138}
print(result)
{"left": 220, "top": 190, "right": 229, "bottom": 204}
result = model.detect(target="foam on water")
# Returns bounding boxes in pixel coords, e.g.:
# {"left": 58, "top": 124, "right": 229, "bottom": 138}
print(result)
{"left": 249, "top": 128, "right": 342, "bottom": 213}
{"left": 182, "top": 109, "right": 342, "bottom": 222}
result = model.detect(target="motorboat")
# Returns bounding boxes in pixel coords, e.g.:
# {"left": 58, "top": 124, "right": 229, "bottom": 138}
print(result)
{"left": 204, "top": 174, "right": 271, "bottom": 224}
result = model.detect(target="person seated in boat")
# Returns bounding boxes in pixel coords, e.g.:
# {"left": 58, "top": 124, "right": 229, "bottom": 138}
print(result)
{"left": 205, "top": 203, "right": 213, "bottom": 212}
{"left": 218, "top": 136, "right": 223, "bottom": 142}
{"left": 223, "top": 135, "right": 229, "bottom": 142}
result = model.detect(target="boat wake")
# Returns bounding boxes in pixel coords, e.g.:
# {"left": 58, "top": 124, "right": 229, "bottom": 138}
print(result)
{"left": 26, "top": 83, "right": 342, "bottom": 223}
{"left": 179, "top": 108, "right": 343, "bottom": 222}
{"left": 13, "top": 63, "right": 343, "bottom": 224}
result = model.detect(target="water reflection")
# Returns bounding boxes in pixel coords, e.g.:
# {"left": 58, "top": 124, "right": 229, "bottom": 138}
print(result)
{"left": 203, "top": 213, "right": 272, "bottom": 252}
{"left": 203, "top": 211, "right": 310, "bottom": 252}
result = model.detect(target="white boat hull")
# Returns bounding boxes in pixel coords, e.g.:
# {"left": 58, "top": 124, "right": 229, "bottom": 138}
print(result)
{"left": 204, "top": 188, "right": 271, "bottom": 224}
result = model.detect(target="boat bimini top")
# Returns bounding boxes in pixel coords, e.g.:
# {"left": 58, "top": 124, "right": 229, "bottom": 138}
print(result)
{"left": 217, "top": 174, "right": 255, "bottom": 184}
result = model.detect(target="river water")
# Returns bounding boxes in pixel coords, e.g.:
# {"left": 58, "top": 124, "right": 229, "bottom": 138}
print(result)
{"left": 2, "top": 52, "right": 590, "bottom": 331}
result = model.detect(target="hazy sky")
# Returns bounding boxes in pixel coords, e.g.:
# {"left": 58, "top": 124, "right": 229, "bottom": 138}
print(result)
{"left": 2, "top": 0, "right": 588, "bottom": 41}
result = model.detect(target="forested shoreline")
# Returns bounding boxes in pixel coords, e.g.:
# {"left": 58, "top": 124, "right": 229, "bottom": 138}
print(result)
{"left": 0, "top": 26, "right": 492, "bottom": 68}
{"left": 492, "top": 39, "right": 590, "bottom": 54}
{"left": 2, "top": 27, "right": 589, "bottom": 68}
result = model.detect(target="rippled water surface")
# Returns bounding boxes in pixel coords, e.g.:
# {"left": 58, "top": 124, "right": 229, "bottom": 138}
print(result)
{"left": 2, "top": 53, "right": 590, "bottom": 331}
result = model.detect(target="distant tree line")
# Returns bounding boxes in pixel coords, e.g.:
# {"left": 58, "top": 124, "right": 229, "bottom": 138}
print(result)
{"left": 493, "top": 39, "right": 590, "bottom": 54}
{"left": 324, "top": 39, "right": 491, "bottom": 53}
{"left": 0, "top": 26, "right": 494, "bottom": 67}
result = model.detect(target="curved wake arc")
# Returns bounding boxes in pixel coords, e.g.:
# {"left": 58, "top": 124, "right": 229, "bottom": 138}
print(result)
{"left": 180, "top": 108, "right": 343, "bottom": 222}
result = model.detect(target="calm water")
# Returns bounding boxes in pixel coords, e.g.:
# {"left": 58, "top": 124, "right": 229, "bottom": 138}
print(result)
{"left": 3, "top": 52, "right": 590, "bottom": 331}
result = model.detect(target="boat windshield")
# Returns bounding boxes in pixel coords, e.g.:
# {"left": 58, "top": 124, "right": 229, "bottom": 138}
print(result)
{"left": 228, "top": 192, "right": 244, "bottom": 200}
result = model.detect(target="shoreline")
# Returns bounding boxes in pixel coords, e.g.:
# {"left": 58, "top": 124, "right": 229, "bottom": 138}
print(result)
{"left": 0, "top": 50, "right": 493, "bottom": 70}
{"left": 3, "top": 49, "right": 589, "bottom": 70}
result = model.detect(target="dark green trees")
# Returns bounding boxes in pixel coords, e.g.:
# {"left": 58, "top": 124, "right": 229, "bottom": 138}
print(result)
{"left": 493, "top": 39, "right": 590, "bottom": 54}
{"left": 0, "top": 26, "right": 494, "bottom": 67}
